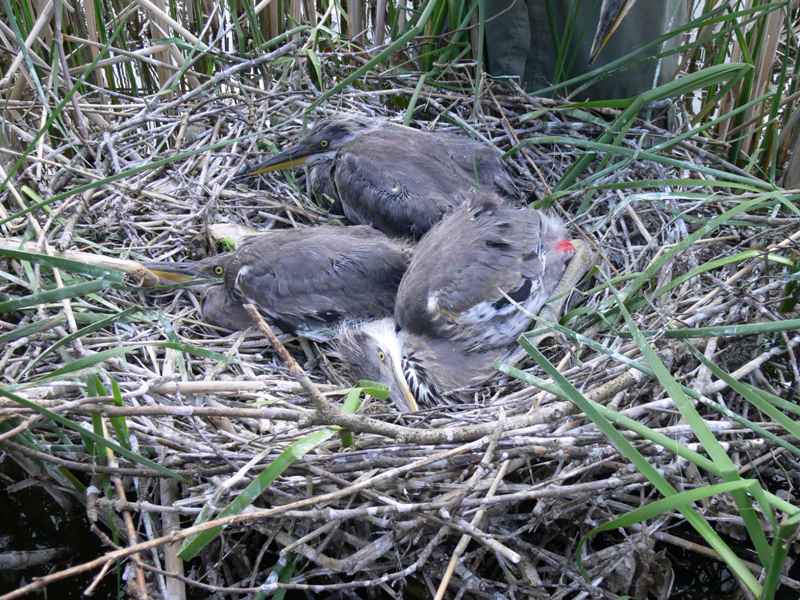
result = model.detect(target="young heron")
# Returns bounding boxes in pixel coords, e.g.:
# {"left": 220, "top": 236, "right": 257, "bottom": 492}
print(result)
{"left": 337, "top": 195, "right": 594, "bottom": 412}
{"left": 238, "top": 117, "right": 519, "bottom": 238}
{"left": 145, "top": 225, "right": 411, "bottom": 341}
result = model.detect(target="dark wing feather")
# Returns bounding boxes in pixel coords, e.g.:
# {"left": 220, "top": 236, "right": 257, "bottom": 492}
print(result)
{"left": 424, "top": 129, "right": 520, "bottom": 199}
{"left": 333, "top": 126, "right": 516, "bottom": 237}
{"left": 396, "top": 197, "right": 569, "bottom": 350}
{"left": 232, "top": 225, "right": 409, "bottom": 340}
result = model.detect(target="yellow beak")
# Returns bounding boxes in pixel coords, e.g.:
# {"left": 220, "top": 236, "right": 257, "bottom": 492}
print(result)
{"left": 391, "top": 357, "right": 419, "bottom": 412}
{"left": 145, "top": 269, "right": 196, "bottom": 284}
{"left": 237, "top": 142, "right": 313, "bottom": 178}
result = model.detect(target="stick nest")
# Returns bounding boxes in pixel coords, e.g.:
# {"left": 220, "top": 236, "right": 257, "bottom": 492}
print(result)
{"left": 1, "top": 49, "right": 799, "bottom": 598}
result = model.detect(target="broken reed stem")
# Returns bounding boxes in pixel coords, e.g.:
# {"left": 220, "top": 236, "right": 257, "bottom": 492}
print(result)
{"left": 243, "top": 303, "right": 338, "bottom": 419}
{"left": 96, "top": 420, "right": 148, "bottom": 600}
{"left": 435, "top": 414, "right": 508, "bottom": 599}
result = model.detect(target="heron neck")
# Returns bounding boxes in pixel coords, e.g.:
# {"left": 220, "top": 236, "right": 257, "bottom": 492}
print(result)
{"left": 398, "top": 332, "right": 441, "bottom": 406}
{"left": 400, "top": 332, "right": 500, "bottom": 401}
{"left": 305, "top": 150, "right": 337, "bottom": 167}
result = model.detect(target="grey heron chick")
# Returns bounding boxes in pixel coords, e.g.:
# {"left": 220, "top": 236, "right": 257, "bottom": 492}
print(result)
{"left": 145, "top": 225, "right": 411, "bottom": 341}
{"left": 337, "top": 195, "right": 594, "bottom": 412}
{"left": 238, "top": 117, "right": 520, "bottom": 238}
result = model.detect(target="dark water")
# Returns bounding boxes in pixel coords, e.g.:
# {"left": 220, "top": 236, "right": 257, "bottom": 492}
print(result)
{"left": 0, "top": 464, "right": 118, "bottom": 598}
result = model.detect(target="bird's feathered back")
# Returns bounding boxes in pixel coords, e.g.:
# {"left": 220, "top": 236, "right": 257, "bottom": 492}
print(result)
{"left": 396, "top": 193, "right": 571, "bottom": 351}
{"left": 155, "top": 225, "right": 411, "bottom": 339}
{"left": 227, "top": 225, "right": 410, "bottom": 340}
{"left": 310, "top": 119, "right": 520, "bottom": 237}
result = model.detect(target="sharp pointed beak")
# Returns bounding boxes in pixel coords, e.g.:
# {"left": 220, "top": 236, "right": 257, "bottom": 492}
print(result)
{"left": 141, "top": 262, "right": 211, "bottom": 284}
{"left": 590, "top": 0, "right": 637, "bottom": 62}
{"left": 235, "top": 144, "right": 311, "bottom": 179}
{"left": 390, "top": 356, "right": 419, "bottom": 412}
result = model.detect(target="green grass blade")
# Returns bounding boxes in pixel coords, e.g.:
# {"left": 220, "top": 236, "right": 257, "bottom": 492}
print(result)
{"left": 90, "top": 411, "right": 107, "bottom": 467}
{"left": 178, "top": 385, "right": 373, "bottom": 560}
{"left": 25, "top": 308, "right": 139, "bottom": 374}
{"left": 518, "top": 338, "right": 760, "bottom": 595}
{"left": 763, "top": 511, "right": 800, "bottom": 600}
{"left": 614, "top": 195, "right": 777, "bottom": 313}
{"left": 649, "top": 250, "right": 791, "bottom": 302}
{"left": 110, "top": 379, "right": 131, "bottom": 450}
{"left": 308, "top": 0, "right": 439, "bottom": 111}
{"left": 583, "top": 479, "right": 757, "bottom": 538}
{"left": 0, "top": 386, "right": 182, "bottom": 480}
{"left": 663, "top": 318, "right": 800, "bottom": 339}
{"left": 0, "top": 248, "right": 127, "bottom": 283}
{"left": 159, "top": 341, "right": 236, "bottom": 364}
{"left": 740, "top": 382, "right": 800, "bottom": 419}
{"left": 522, "top": 319, "right": 798, "bottom": 459}
{"left": 555, "top": 63, "right": 752, "bottom": 190}
{"left": 87, "top": 375, "right": 131, "bottom": 451}
{"left": 0, "top": 315, "right": 66, "bottom": 345}
{"left": 0, "top": 4, "right": 136, "bottom": 195}
{"left": 0, "top": 280, "right": 114, "bottom": 314}
{"left": 178, "top": 428, "right": 335, "bottom": 560}
{"left": 404, "top": 73, "right": 427, "bottom": 126}
{"left": 501, "top": 364, "right": 720, "bottom": 475}
{"left": 589, "top": 178, "right": 765, "bottom": 193}
{"left": 26, "top": 347, "right": 134, "bottom": 385}
{"left": 338, "top": 387, "right": 362, "bottom": 448}
{"left": 692, "top": 349, "right": 800, "bottom": 452}
{"left": 613, "top": 292, "right": 772, "bottom": 565}
{"left": 508, "top": 136, "right": 774, "bottom": 191}
{"left": 1, "top": 134, "right": 257, "bottom": 227}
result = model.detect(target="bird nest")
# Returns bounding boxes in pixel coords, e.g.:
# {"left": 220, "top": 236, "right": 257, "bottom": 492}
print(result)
{"left": 2, "top": 47, "right": 799, "bottom": 598}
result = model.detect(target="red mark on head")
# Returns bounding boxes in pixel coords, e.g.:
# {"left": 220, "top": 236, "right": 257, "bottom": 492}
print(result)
{"left": 556, "top": 239, "right": 575, "bottom": 253}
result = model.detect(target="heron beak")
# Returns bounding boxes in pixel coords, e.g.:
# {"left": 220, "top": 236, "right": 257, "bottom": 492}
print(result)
{"left": 590, "top": 0, "right": 637, "bottom": 62}
{"left": 236, "top": 144, "right": 311, "bottom": 178}
{"left": 141, "top": 262, "right": 211, "bottom": 284}
{"left": 390, "top": 356, "right": 419, "bottom": 412}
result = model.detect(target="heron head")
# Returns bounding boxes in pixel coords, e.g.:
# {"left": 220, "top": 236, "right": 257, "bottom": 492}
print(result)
{"left": 142, "top": 254, "right": 230, "bottom": 284}
{"left": 534, "top": 212, "right": 578, "bottom": 293}
{"left": 237, "top": 118, "right": 376, "bottom": 178}
{"left": 335, "top": 318, "right": 419, "bottom": 412}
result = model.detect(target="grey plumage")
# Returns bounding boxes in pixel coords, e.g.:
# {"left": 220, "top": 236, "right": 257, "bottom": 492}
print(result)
{"left": 240, "top": 117, "right": 519, "bottom": 238}
{"left": 337, "top": 194, "right": 578, "bottom": 411}
{"left": 146, "top": 225, "right": 411, "bottom": 341}
{"left": 200, "top": 285, "right": 252, "bottom": 331}
{"left": 397, "top": 197, "right": 571, "bottom": 347}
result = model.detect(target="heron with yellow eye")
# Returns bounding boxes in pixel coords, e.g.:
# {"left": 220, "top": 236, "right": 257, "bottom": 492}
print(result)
{"left": 142, "top": 224, "right": 412, "bottom": 341}
{"left": 236, "top": 116, "right": 520, "bottom": 239}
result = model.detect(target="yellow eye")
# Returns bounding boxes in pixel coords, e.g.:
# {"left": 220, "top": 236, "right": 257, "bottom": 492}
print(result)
{"left": 377, "top": 350, "right": 385, "bottom": 362}
{"left": 213, "top": 265, "right": 224, "bottom": 276}
{"left": 319, "top": 139, "right": 329, "bottom": 148}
